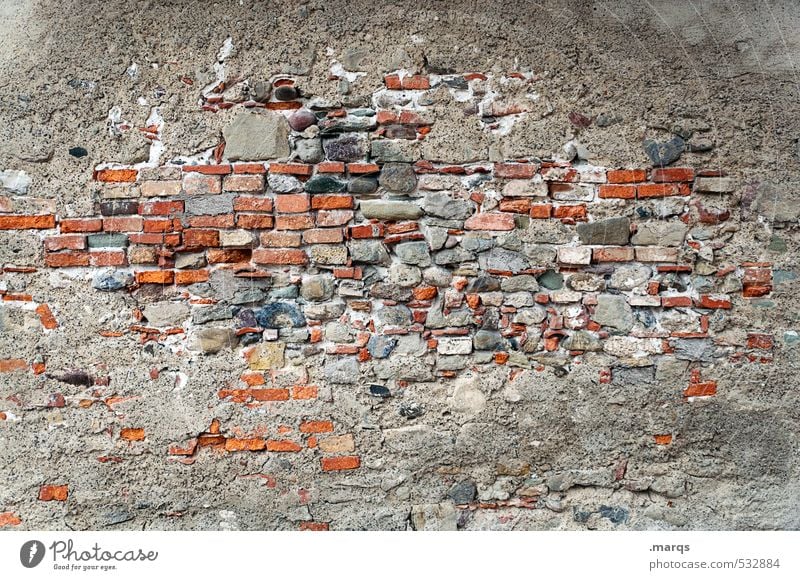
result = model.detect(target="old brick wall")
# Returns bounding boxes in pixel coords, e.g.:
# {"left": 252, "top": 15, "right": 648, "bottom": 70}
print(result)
{"left": 1, "top": 0, "right": 799, "bottom": 530}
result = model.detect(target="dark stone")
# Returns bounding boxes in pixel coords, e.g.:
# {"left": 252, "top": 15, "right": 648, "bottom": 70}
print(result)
{"left": 318, "top": 116, "right": 377, "bottom": 134}
{"left": 383, "top": 125, "right": 417, "bottom": 139}
{"left": 443, "top": 77, "right": 469, "bottom": 90}
{"left": 473, "top": 330, "right": 505, "bottom": 351}
{"left": 323, "top": 134, "right": 368, "bottom": 162}
{"left": 643, "top": 135, "right": 685, "bottom": 166}
{"left": 254, "top": 303, "right": 306, "bottom": 328}
{"left": 239, "top": 332, "right": 262, "bottom": 346}
{"left": 369, "top": 384, "right": 392, "bottom": 398}
{"left": 69, "top": 146, "right": 88, "bottom": 158}
{"left": 99, "top": 200, "right": 138, "bottom": 216}
{"left": 369, "top": 282, "right": 412, "bottom": 302}
{"left": 274, "top": 85, "right": 298, "bottom": 101}
{"left": 49, "top": 370, "right": 93, "bottom": 386}
{"left": 467, "top": 276, "right": 500, "bottom": 292}
{"left": 92, "top": 270, "right": 132, "bottom": 291}
{"left": 573, "top": 507, "right": 592, "bottom": 523}
{"left": 347, "top": 177, "right": 378, "bottom": 194}
{"left": 304, "top": 175, "right": 347, "bottom": 193}
{"left": 367, "top": 335, "right": 397, "bottom": 359}
{"left": 378, "top": 163, "right": 417, "bottom": 193}
{"left": 399, "top": 402, "right": 425, "bottom": 419}
{"left": 448, "top": 480, "right": 477, "bottom": 504}
{"left": 251, "top": 81, "right": 271, "bottom": 103}
{"left": 576, "top": 217, "right": 630, "bottom": 245}
{"left": 538, "top": 269, "right": 564, "bottom": 290}
{"left": 598, "top": 505, "right": 629, "bottom": 524}
{"left": 235, "top": 308, "right": 258, "bottom": 328}
{"left": 288, "top": 109, "right": 316, "bottom": 131}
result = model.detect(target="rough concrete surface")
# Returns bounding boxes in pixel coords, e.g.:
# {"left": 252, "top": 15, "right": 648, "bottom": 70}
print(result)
{"left": 0, "top": 0, "right": 799, "bottom": 531}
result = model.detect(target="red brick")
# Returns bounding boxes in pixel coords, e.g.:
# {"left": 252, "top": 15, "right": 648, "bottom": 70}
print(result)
{"left": 253, "top": 248, "right": 307, "bottom": 265}
{"left": 232, "top": 163, "right": 267, "bottom": 174}
{"left": 0, "top": 359, "right": 28, "bottom": 372}
{"left": 0, "top": 215, "right": 56, "bottom": 230}
{"left": 637, "top": 183, "right": 683, "bottom": 198}
{"left": 95, "top": 168, "right": 137, "bottom": 182}
{"left": 747, "top": 333, "right": 774, "bottom": 350}
{"left": 275, "top": 194, "right": 310, "bottom": 213}
{"left": 45, "top": 235, "right": 86, "bottom": 251}
{"left": 237, "top": 214, "right": 275, "bottom": 229}
{"left": 120, "top": 427, "right": 145, "bottom": 441}
{"left": 607, "top": 169, "right": 646, "bottom": 183}
{"left": 90, "top": 250, "right": 127, "bottom": 267}
{"left": 552, "top": 205, "right": 587, "bottom": 220}
{"left": 654, "top": 434, "right": 673, "bottom": 445}
{"left": 267, "top": 440, "right": 303, "bottom": 452}
{"left": 60, "top": 218, "right": 102, "bottom": 233}
{"left": 269, "top": 163, "right": 313, "bottom": 176}
{"left": 317, "top": 210, "right": 354, "bottom": 227}
{"left": 384, "top": 74, "right": 402, "bottom": 89}
{"left": 321, "top": 456, "right": 360, "bottom": 471}
{"left": 317, "top": 161, "right": 345, "bottom": 173}
{"left": 696, "top": 295, "right": 732, "bottom": 309}
{"left": 499, "top": 199, "right": 531, "bottom": 213}
{"left": 234, "top": 196, "right": 274, "bottom": 212}
{"left": 402, "top": 75, "right": 430, "bottom": 90}
{"left": 183, "top": 229, "right": 220, "bottom": 248}
{"left": 207, "top": 248, "right": 251, "bottom": 263}
{"left": 349, "top": 223, "right": 385, "bottom": 238}
{"left": 103, "top": 217, "right": 143, "bottom": 232}
{"left": 684, "top": 381, "right": 717, "bottom": 398}
{"left": 651, "top": 167, "right": 695, "bottom": 182}
{"left": 135, "top": 270, "right": 174, "bottom": 284}
{"left": 742, "top": 285, "right": 772, "bottom": 298}
{"left": 250, "top": 388, "right": 291, "bottom": 401}
{"left": 529, "top": 204, "right": 552, "bottom": 219}
{"left": 260, "top": 231, "right": 302, "bottom": 247}
{"left": 175, "top": 269, "right": 209, "bottom": 285}
{"left": 143, "top": 218, "right": 181, "bottom": 233}
{"left": 348, "top": 162, "right": 380, "bottom": 175}
{"left": 223, "top": 174, "right": 264, "bottom": 192}
{"left": 592, "top": 246, "right": 634, "bottom": 262}
{"left": 333, "top": 267, "right": 362, "bottom": 279}
{"left": 39, "top": 484, "right": 69, "bottom": 501}
{"left": 662, "top": 296, "right": 693, "bottom": 308}
{"left": 598, "top": 184, "right": 636, "bottom": 199}
{"left": 300, "top": 420, "right": 334, "bottom": 433}
{"left": 139, "top": 200, "right": 184, "bottom": 216}
{"left": 45, "top": 252, "right": 90, "bottom": 267}
{"left": 276, "top": 214, "right": 314, "bottom": 230}
{"left": 292, "top": 385, "right": 318, "bottom": 400}
{"left": 311, "top": 195, "right": 353, "bottom": 210}
{"left": 303, "top": 228, "right": 344, "bottom": 244}
{"left": 181, "top": 164, "right": 232, "bottom": 175}
{"left": 743, "top": 268, "right": 771, "bottom": 286}
{"left": 464, "top": 212, "right": 515, "bottom": 231}
{"left": 129, "top": 233, "right": 181, "bottom": 246}
{"left": 188, "top": 215, "right": 235, "bottom": 228}
{"left": 494, "top": 162, "right": 538, "bottom": 179}
{"left": 35, "top": 304, "right": 59, "bottom": 329}
{"left": 299, "top": 522, "right": 329, "bottom": 531}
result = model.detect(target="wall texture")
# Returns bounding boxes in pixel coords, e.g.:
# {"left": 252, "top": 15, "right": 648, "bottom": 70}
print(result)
{"left": 1, "top": 0, "right": 799, "bottom": 531}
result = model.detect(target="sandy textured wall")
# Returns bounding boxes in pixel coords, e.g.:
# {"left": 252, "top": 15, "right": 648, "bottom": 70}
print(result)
{"left": 0, "top": 0, "right": 799, "bottom": 530}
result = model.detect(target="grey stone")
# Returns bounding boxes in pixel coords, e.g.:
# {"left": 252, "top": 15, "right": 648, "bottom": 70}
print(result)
{"left": 421, "top": 191, "right": 473, "bottom": 219}
{"left": 324, "top": 357, "right": 360, "bottom": 384}
{"left": 567, "top": 272, "right": 605, "bottom": 292}
{"left": 694, "top": 176, "right": 735, "bottom": 193}
{"left": 375, "top": 304, "right": 412, "bottom": 329}
{"left": 594, "top": 294, "right": 634, "bottom": 332}
{"left": 500, "top": 275, "right": 539, "bottom": 293}
{"left": 577, "top": 217, "right": 630, "bottom": 245}
{"left": 434, "top": 247, "right": 475, "bottom": 265}
{"left": 538, "top": 269, "right": 564, "bottom": 290}
{"left": 513, "top": 306, "right": 547, "bottom": 325}
{"left": 389, "top": 263, "right": 421, "bottom": 287}
{"left": 185, "top": 193, "right": 235, "bottom": 215}
{"left": 468, "top": 276, "right": 500, "bottom": 292}
{"left": 268, "top": 173, "right": 304, "bottom": 193}
{"left": 92, "top": 270, "right": 133, "bottom": 291}
{"left": 673, "top": 339, "right": 715, "bottom": 362}
{"left": 192, "top": 304, "right": 234, "bottom": 325}
{"left": 301, "top": 275, "right": 334, "bottom": 301}
{"left": 360, "top": 200, "right": 422, "bottom": 220}
{"left": 631, "top": 221, "right": 687, "bottom": 246}
{"left": 318, "top": 115, "right": 377, "bottom": 134}
{"left": 562, "top": 331, "right": 602, "bottom": 351}
{"left": 370, "top": 140, "right": 420, "bottom": 163}
{"left": 423, "top": 266, "right": 452, "bottom": 287}
{"left": 324, "top": 134, "right": 368, "bottom": 162}
{"left": 370, "top": 283, "right": 413, "bottom": 301}
{"left": 303, "top": 302, "right": 346, "bottom": 320}
{"left": 609, "top": 264, "right": 652, "bottom": 290}
{"left": 473, "top": 330, "right": 505, "bottom": 351}
{"left": 374, "top": 357, "right": 433, "bottom": 381}
{"left": 255, "top": 302, "right": 306, "bottom": 328}
{"left": 348, "top": 177, "right": 378, "bottom": 194}
{"left": 378, "top": 163, "right": 417, "bottom": 193}
{"left": 350, "top": 240, "right": 390, "bottom": 264}
{"left": 461, "top": 233, "right": 494, "bottom": 253}
{"left": 448, "top": 480, "right": 477, "bottom": 504}
{"left": 367, "top": 335, "right": 398, "bottom": 359}
{"left": 643, "top": 135, "right": 685, "bottom": 166}
{"left": 222, "top": 111, "right": 290, "bottom": 161}
{"left": 395, "top": 241, "right": 431, "bottom": 266}
{"left": 274, "top": 85, "right": 298, "bottom": 101}
{"left": 0, "top": 169, "right": 31, "bottom": 194}
{"left": 143, "top": 301, "right": 189, "bottom": 327}
{"left": 294, "top": 138, "right": 324, "bottom": 163}
{"left": 480, "top": 248, "right": 530, "bottom": 274}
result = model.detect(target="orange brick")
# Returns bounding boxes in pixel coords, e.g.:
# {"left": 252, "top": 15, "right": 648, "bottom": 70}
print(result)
{"left": 321, "top": 456, "right": 360, "bottom": 471}
{"left": 120, "top": 428, "right": 145, "bottom": 441}
{"left": 135, "top": 270, "right": 174, "bottom": 284}
{"left": 650, "top": 167, "right": 694, "bottom": 182}
{"left": 402, "top": 75, "right": 430, "bottom": 90}
{"left": 241, "top": 372, "right": 266, "bottom": 386}
{"left": 95, "top": 168, "right": 137, "bottom": 182}
{"left": 662, "top": 296, "right": 693, "bottom": 308}
{"left": 747, "top": 333, "right": 774, "bottom": 350}
{"left": 607, "top": 169, "right": 646, "bottom": 183}
{"left": 45, "top": 252, "right": 90, "bottom": 267}
{"left": 232, "top": 163, "right": 267, "bottom": 174}
{"left": 207, "top": 248, "right": 251, "bottom": 263}
{"left": 250, "top": 388, "right": 290, "bottom": 401}
{"left": 253, "top": 248, "right": 307, "bottom": 265}
{"left": 696, "top": 295, "right": 732, "bottom": 309}
{"left": 0, "top": 359, "right": 27, "bottom": 372}
{"left": 175, "top": 269, "right": 210, "bottom": 285}
{"left": 412, "top": 286, "right": 438, "bottom": 300}
{"left": 0, "top": 512, "right": 21, "bottom": 527}
{"left": 60, "top": 218, "right": 103, "bottom": 233}
{"left": 39, "top": 484, "right": 69, "bottom": 501}
{"left": 317, "top": 161, "right": 346, "bottom": 173}
{"left": 311, "top": 195, "right": 353, "bottom": 210}
{"left": 552, "top": 205, "right": 587, "bottom": 219}
{"left": 654, "top": 434, "right": 673, "bottom": 445}
{"left": 529, "top": 204, "right": 552, "bottom": 219}
{"left": 183, "top": 229, "right": 220, "bottom": 249}
{"left": 275, "top": 214, "right": 314, "bottom": 230}
{"left": 598, "top": 184, "right": 636, "bottom": 199}
{"left": 236, "top": 214, "right": 275, "bottom": 229}
{"left": 292, "top": 385, "right": 318, "bottom": 400}
{"left": 684, "top": 381, "right": 717, "bottom": 398}
{"left": 266, "top": 440, "right": 302, "bottom": 452}
{"left": 464, "top": 212, "right": 515, "bottom": 231}
{"left": 0, "top": 215, "right": 56, "bottom": 230}
{"left": 384, "top": 74, "right": 402, "bottom": 89}
{"left": 181, "top": 164, "right": 232, "bottom": 175}
{"left": 348, "top": 162, "right": 380, "bottom": 174}
{"left": 499, "top": 199, "right": 531, "bottom": 213}
{"left": 637, "top": 183, "right": 682, "bottom": 198}
{"left": 299, "top": 522, "right": 329, "bottom": 531}
{"left": 225, "top": 438, "right": 267, "bottom": 452}
{"left": 300, "top": 420, "right": 334, "bottom": 433}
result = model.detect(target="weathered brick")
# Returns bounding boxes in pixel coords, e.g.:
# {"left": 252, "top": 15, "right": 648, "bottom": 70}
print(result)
{"left": 275, "top": 194, "right": 311, "bottom": 213}
{"left": 303, "top": 228, "right": 344, "bottom": 244}
{"left": 141, "top": 180, "right": 182, "bottom": 197}
{"left": 103, "top": 217, "right": 143, "bottom": 232}
{"left": 637, "top": 183, "right": 683, "bottom": 198}
{"left": 237, "top": 214, "right": 275, "bottom": 229}
{"left": 39, "top": 484, "right": 69, "bottom": 501}
{"left": 635, "top": 247, "right": 679, "bottom": 262}
{"left": 592, "top": 246, "right": 634, "bottom": 262}
{"left": 275, "top": 214, "right": 314, "bottom": 230}
{"left": 650, "top": 167, "right": 695, "bottom": 182}
{"left": 223, "top": 174, "right": 264, "bottom": 192}
{"left": 175, "top": 269, "right": 209, "bottom": 285}
{"left": 139, "top": 200, "right": 184, "bottom": 216}
{"left": 317, "top": 210, "right": 354, "bottom": 227}
{"left": 182, "top": 173, "right": 222, "bottom": 195}
{"left": 464, "top": 212, "right": 515, "bottom": 231}
{"left": 0, "top": 359, "right": 28, "bottom": 372}
{"left": 45, "top": 252, "right": 90, "bottom": 267}
{"left": 90, "top": 250, "right": 127, "bottom": 267}
{"left": 269, "top": 163, "right": 313, "bottom": 176}
{"left": 494, "top": 162, "right": 538, "bottom": 179}
{"left": 181, "top": 164, "right": 232, "bottom": 175}
{"left": 233, "top": 196, "right": 274, "bottom": 212}
{"left": 252, "top": 248, "right": 308, "bottom": 265}
{"left": 188, "top": 215, "right": 235, "bottom": 228}
{"left": 45, "top": 235, "right": 86, "bottom": 252}
{"left": 183, "top": 229, "right": 220, "bottom": 248}
{"left": 207, "top": 248, "right": 251, "bottom": 263}
{"left": 260, "top": 231, "right": 303, "bottom": 247}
